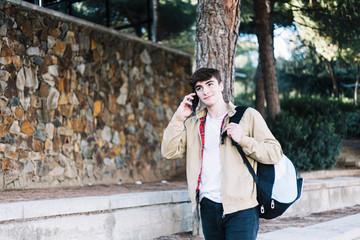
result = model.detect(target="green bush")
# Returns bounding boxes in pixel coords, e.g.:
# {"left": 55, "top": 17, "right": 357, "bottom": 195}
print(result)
{"left": 280, "top": 97, "right": 348, "bottom": 137}
{"left": 345, "top": 111, "right": 360, "bottom": 137}
{"left": 337, "top": 101, "right": 360, "bottom": 138}
{"left": 234, "top": 95, "right": 254, "bottom": 108}
{"left": 268, "top": 97, "right": 347, "bottom": 171}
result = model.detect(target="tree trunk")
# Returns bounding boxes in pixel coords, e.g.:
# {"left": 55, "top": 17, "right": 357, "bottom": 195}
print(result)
{"left": 324, "top": 60, "right": 339, "bottom": 98}
{"left": 254, "top": 0, "right": 280, "bottom": 119}
{"left": 355, "top": 64, "right": 359, "bottom": 106}
{"left": 255, "top": 60, "right": 266, "bottom": 118}
{"left": 196, "top": 0, "right": 241, "bottom": 103}
{"left": 152, "top": 0, "right": 159, "bottom": 42}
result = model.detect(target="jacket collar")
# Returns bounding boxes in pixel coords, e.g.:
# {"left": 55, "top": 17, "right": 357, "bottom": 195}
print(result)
{"left": 195, "top": 101, "right": 237, "bottom": 119}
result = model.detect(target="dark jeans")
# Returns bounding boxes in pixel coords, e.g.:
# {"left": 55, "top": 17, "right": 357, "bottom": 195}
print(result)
{"left": 200, "top": 197, "right": 259, "bottom": 240}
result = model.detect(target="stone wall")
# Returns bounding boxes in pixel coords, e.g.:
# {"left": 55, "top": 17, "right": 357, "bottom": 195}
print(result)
{"left": 0, "top": 0, "right": 192, "bottom": 189}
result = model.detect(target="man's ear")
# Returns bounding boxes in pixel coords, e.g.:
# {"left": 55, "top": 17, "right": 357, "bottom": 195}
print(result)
{"left": 219, "top": 81, "right": 224, "bottom": 91}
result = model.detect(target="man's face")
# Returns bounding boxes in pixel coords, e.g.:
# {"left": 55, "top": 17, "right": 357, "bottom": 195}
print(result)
{"left": 194, "top": 77, "right": 224, "bottom": 107}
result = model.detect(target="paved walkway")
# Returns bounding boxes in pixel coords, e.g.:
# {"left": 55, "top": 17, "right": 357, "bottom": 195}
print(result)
{"left": 258, "top": 213, "right": 360, "bottom": 240}
{"left": 158, "top": 205, "right": 360, "bottom": 239}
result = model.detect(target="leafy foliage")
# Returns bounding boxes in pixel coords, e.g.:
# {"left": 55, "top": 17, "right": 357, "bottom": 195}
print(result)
{"left": 293, "top": 0, "right": 360, "bottom": 66}
{"left": 337, "top": 101, "right": 360, "bottom": 137}
{"left": 233, "top": 39, "right": 258, "bottom": 106}
{"left": 276, "top": 43, "right": 360, "bottom": 99}
{"left": 239, "top": 0, "right": 294, "bottom": 35}
{"left": 156, "top": 0, "right": 196, "bottom": 41}
{"left": 44, "top": 0, "right": 196, "bottom": 51}
{"left": 268, "top": 97, "right": 348, "bottom": 171}
{"left": 345, "top": 111, "right": 360, "bottom": 138}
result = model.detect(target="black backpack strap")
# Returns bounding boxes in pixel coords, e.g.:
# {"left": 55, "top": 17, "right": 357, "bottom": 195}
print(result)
{"left": 229, "top": 106, "right": 248, "bottom": 124}
{"left": 221, "top": 106, "right": 247, "bottom": 143}
{"left": 222, "top": 106, "right": 259, "bottom": 184}
{"left": 234, "top": 141, "right": 259, "bottom": 184}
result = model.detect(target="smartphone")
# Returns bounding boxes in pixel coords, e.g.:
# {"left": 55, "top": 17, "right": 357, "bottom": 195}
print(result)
{"left": 191, "top": 92, "right": 199, "bottom": 112}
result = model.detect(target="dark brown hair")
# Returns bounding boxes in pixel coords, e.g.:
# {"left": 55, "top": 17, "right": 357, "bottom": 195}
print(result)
{"left": 189, "top": 68, "right": 221, "bottom": 90}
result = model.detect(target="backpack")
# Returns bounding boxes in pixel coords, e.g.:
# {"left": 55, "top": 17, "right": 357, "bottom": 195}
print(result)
{"left": 223, "top": 106, "right": 303, "bottom": 219}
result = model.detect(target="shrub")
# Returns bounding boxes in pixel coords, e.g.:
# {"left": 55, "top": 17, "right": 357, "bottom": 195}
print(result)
{"left": 280, "top": 97, "right": 348, "bottom": 137}
{"left": 268, "top": 97, "right": 347, "bottom": 171}
{"left": 345, "top": 111, "right": 360, "bottom": 138}
{"left": 338, "top": 102, "right": 360, "bottom": 138}
{"left": 234, "top": 95, "right": 254, "bottom": 108}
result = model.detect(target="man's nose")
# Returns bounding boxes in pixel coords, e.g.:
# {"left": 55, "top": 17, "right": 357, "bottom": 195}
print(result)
{"left": 203, "top": 86, "right": 210, "bottom": 95}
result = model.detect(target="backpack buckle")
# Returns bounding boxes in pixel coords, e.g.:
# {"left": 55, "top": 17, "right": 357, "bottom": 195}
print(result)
{"left": 260, "top": 205, "right": 265, "bottom": 214}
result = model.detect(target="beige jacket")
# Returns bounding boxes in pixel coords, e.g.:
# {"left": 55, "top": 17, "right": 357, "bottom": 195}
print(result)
{"left": 161, "top": 102, "right": 282, "bottom": 215}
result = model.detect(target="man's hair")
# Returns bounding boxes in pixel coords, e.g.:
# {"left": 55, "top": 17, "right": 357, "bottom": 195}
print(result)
{"left": 189, "top": 68, "right": 221, "bottom": 90}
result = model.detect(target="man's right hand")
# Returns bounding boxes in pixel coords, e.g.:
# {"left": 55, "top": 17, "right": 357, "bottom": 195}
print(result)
{"left": 174, "top": 93, "right": 197, "bottom": 120}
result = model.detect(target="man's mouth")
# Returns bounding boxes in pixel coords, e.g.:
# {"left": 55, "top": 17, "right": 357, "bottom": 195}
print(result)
{"left": 203, "top": 94, "right": 214, "bottom": 100}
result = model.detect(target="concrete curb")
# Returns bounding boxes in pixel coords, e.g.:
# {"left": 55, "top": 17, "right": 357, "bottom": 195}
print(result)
{"left": 283, "top": 177, "right": 360, "bottom": 217}
{"left": 0, "top": 190, "right": 190, "bottom": 222}
{"left": 0, "top": 190, "right": 193, "bottom": 240}
{"left": 299, "top": 169, "right": 360, "bottom": 180}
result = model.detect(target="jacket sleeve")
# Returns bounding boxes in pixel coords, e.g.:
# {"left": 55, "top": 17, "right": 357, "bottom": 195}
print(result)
{"left": 237, "top": 108, "right": 283, "bottom": 164}
{"left": 161, "top": 114, "right": 187, "bottom": 159}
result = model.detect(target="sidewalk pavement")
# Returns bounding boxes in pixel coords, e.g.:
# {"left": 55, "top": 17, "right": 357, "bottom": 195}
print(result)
{"left": 160, "top": 207, "right": 360, "bottom": 240}
{"left": 258, "top": 213, "right": 360, "bottom": 240}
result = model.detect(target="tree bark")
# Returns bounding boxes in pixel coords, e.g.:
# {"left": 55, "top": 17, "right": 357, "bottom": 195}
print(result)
{"left": 196, "top": 0, "right": 241, "bottom": 103}
{"left": 254, "top": 0, "right": 280, "bottom": 119}
{"left": 355, "top": 64, "right": 359, "bottom": 106}
{"left": 152, "top": 0, "right": 159, "bottom": 42}
{"left": 255, "top": 60, "right": 266, "bottom": 118}
{"left": 324, "top": 60, "right": 339, "bottom": 98}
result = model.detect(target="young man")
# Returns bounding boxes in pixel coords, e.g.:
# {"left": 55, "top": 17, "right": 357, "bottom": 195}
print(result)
{"left": 161, "top": 68, "right": 282, "bottom": 240}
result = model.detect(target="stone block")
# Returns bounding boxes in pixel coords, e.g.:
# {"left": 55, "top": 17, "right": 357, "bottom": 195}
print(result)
{"left": 22, "top": 160, "right": 35, "bottom": 174}
{"left": 71, "top": 118, "right": 84, "bottom": 132}
{"left": 0, "top": 56, "right": 12, "bottom": 65}
{"left": 16, "top": 68, "right": 25, "bottom": 90}
{"left": 13, "top": 106, "right": 24, "bottom": 120}
{"left": 21, "top": 19, "right": 32, "bottom": 38}
{"left": 11, "top": 55, "right": 21, "bottom": 70}
{"left": 46, "top": 87, "right": 59, "bottom": 110}
{"left": 20, "top": 120, "right": 34, "bottom": 136}
{"left": 0, "top": 23, "right": 7, "bottom": 36}
{"left": 0, "top": 95, "right": 9, "bottom": 107}
{"left": 9, "top": 120, "right": 20, "bottom": 135}
{"left": 1, "top": 157, "right": 12, "bottom": 170}
{"left": 53, "top": 40, "right": 66, "bottom": 57}
{"left": 26, "top": 47, "right": 40, "bottom": 56}
{"left": 93, "top": 100, "right": 102, "bottom": 117}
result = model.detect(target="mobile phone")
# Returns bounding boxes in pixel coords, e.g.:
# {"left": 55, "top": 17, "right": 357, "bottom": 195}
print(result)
{"left": 191, "top": 92, "right": 199, "bottom": 112}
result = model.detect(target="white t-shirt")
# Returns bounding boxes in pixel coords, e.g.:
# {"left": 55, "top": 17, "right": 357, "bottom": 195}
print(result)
{"left": 199, "top": 112, "right": 227, "bottom": 203}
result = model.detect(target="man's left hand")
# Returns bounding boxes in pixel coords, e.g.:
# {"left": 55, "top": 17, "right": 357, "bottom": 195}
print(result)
{"left": 223, "top": 123, "right": 243, "bottom": 143}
